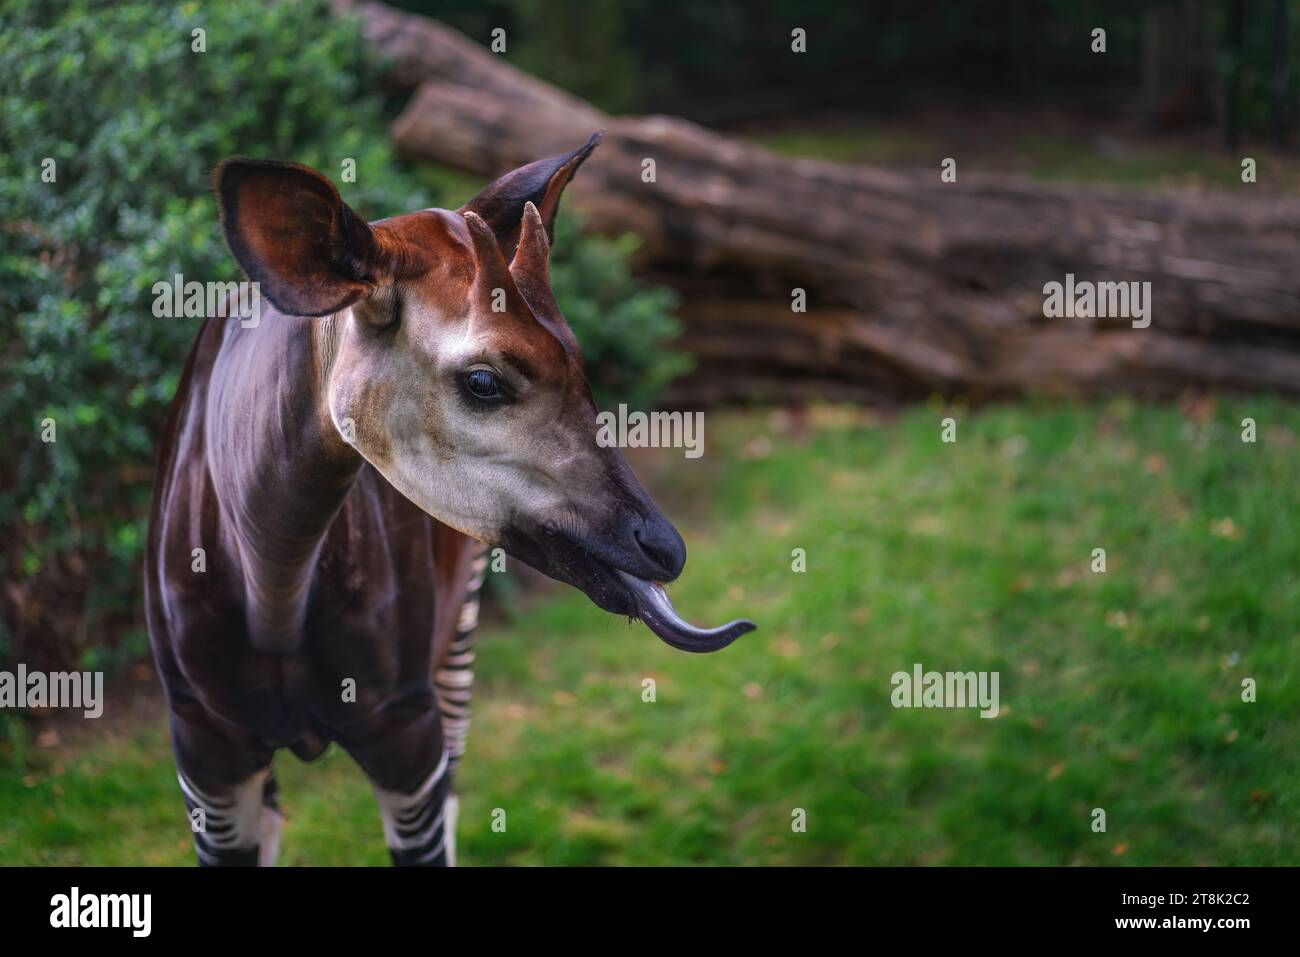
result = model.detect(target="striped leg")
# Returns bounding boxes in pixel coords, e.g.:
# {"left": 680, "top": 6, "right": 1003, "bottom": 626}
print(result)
{"left": 436, "top": 543, "right": 487, "bottom": 780}
{"left": 178, "top": 766, "right": 270, "bottom": 867}
{"left": 372, "top": 746, "right": 453, "bottom": 867}
{"left": 258, "top": 770, "right": 284, "bottom": 866}
{"left": 433, "top": 542, "right": 487, "bottom": 866}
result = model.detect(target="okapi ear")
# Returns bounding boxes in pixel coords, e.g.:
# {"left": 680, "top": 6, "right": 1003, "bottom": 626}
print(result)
{"left": 460, "top": 130, "right": 602, "bottom": 261}
{"left": 215, "top": 158, "right": 378, "bottom": 318}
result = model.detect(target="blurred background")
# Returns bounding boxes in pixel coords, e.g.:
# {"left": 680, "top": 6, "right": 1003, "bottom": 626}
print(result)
{"left": 1, "top": 0, "right": 1297, "bottom": 865}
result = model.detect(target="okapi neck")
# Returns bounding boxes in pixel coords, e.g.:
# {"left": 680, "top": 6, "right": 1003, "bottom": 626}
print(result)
{"left": 204, "top": 313, "right": 362, "bottom": 653}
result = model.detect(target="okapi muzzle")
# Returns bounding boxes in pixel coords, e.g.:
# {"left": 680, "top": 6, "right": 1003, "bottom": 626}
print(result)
{"left": 215, "top": 132, "right": 754, "bottom": 653}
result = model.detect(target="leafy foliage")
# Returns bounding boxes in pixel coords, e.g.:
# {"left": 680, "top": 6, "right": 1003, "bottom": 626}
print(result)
{"left": 0, "top": 0, "right": 683, "bottom": 670}
{"left": 398, "top": 0, "right": 1146, "bottom": 113}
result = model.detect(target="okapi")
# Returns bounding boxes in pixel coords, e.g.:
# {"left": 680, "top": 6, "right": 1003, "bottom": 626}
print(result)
{"left": 145, "top": 133, "right": 754, "bottom": 866}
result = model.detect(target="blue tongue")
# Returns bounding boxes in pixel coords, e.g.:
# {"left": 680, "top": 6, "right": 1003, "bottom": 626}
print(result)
{"left": 615, "top": 570, "right": 756, "bottom": 654}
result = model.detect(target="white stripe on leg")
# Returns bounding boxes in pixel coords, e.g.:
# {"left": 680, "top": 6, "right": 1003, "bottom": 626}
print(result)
{"left": 444, "top": 792, "right": 460, "bottom": 867}
{"left": 179, "top": 768, "right": 268, "bottom": 866}
{"left": 258, "top": 804, "right": 284, "bottom": 867}
{"left": 372, "top": 747, "right": 452, "bottom": 866}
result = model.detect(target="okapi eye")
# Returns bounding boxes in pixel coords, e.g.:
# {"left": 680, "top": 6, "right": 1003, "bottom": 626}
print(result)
{"left": 465, "top": 368, "right": 501, "bottom": 399}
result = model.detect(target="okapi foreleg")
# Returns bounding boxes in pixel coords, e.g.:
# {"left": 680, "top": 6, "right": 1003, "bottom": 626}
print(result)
{"left": 371, "top": 746, "right": 454, "bottom": 866}
{"left": 178, "top": 766, "right": 274, "bottom": 867}
{"left": 257, "top": 770, "right": 284, "bottom": 866}
{"left": 437, "top": 542, "right": 488, "bottom": 779}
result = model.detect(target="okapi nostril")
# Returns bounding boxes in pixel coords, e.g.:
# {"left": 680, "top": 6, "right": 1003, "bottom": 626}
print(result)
{"left": 633, "top": 525, "right": 686, "bottom": 579}
{"left": 634, "top": 530, "right": 664, "bottom": 570}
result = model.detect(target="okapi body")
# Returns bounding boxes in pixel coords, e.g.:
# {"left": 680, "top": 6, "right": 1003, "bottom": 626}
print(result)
{"left": 145, "top": 133, "right": 752, "bottom": 866}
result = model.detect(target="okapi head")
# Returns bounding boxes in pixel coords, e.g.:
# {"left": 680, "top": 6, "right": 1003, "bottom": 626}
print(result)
{"left": 215, "top": 133, "right": 753, "bottom": 652}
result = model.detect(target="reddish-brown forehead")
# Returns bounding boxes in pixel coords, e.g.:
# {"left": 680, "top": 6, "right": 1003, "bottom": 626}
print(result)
{"left": 481, "top": 276, "right": 573, "bottom": 378}
{"left": 372, "top": 209, "right": 472, "bottom": 283}
{"left": 373, "top": 209, "right": 577, "bottom": 381}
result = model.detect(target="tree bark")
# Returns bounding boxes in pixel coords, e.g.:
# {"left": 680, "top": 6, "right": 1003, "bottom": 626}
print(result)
{"left": 339, "top": 0, "right": 1300, "bottom": 404}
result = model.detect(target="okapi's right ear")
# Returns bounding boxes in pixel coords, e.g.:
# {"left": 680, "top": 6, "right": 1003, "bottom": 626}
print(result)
{"left": 215, "top": 158, "right": 378, "bottom": 318}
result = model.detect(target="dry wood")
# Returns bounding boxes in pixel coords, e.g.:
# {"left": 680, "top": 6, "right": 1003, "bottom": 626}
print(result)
{"left": 340, "top": 0, "right": 1300, "bottom": 403}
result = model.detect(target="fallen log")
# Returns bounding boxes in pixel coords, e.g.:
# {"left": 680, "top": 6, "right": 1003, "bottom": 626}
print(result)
{"left": 339, "top": 0, "right": 1300, "bottom": 404}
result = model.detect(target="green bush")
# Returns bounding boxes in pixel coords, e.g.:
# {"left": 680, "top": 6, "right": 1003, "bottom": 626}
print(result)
{"left": 0, "top": 0, "right": 685, "bottom": 671}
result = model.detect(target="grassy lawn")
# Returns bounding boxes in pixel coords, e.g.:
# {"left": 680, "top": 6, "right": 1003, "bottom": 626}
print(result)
{"left": 2, "top": 399, "right": 1297, "bottom": 865}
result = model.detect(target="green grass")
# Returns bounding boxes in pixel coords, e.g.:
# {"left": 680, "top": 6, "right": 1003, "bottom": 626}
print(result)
{"left": 2, "top": 399, "right": 1298, "bottom": 865}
